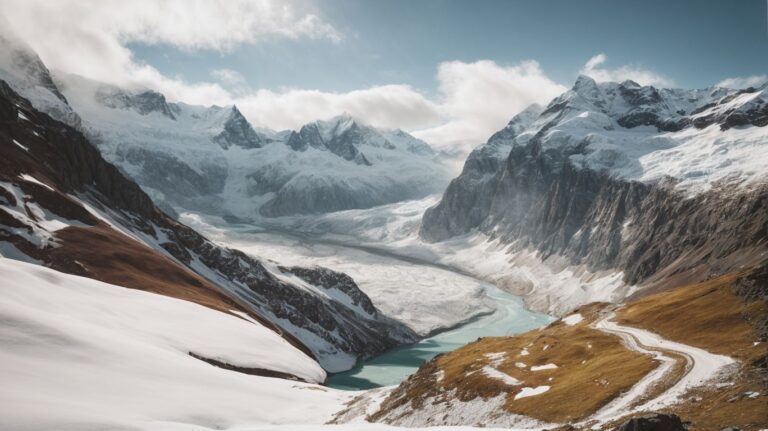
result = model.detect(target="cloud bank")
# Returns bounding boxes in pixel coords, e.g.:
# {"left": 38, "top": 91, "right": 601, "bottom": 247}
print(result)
{"left": 580, "top": 53, "right": 673, "bottom": 87}
{"left": 0, "top": 1, "right": 679, "bottom": 159}
{"left": 716, "top": 75, "right": 768, "bottom": 89}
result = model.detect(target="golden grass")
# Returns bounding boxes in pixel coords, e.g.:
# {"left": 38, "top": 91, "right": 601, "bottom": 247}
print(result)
{"left": 618, "top": 271, "right": 764, "bottom": 360}
{"left": 373, "top": 303, "right": 658, "bottom": 424}
{"left": 616, "top": 270, "right": 768, "bottom": 431}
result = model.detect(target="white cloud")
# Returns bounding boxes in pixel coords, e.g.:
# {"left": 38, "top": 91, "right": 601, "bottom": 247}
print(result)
{"left": 716, "top": 75, "right": 768, "bottom": 89}
{"left": 0, "top": 0, "right": 340, "bottom": 92}
{"left": 211, "top": 68, "right": 251, "bottom": 96}
{"left": 0, "top": 0, "right": 567, "bottom": 159}
{"left": 413, "top": 60, "right": 566, "bottom": 154}
{"left": 234, "top": 85, "right": 442, "bottom": 132}
{"left": 229, "top": 60, "right": 565, "bottom": 154}
{"left": 580, "top": 53, "right": 673, "bottom": 87}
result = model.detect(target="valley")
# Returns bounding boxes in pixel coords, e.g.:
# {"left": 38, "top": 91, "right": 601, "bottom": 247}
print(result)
{"left": 1, "top": 18, "right": 767, "bottom": 431}
{"left": 180, "top": 210, "right": 554, "bottom": 389}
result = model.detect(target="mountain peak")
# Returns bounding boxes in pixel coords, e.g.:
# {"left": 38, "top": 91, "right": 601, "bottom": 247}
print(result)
{"left": 213, "top": 104, "right": 264, "bottom": 149}
{"left": 95, "top": 87, "right": 176, "bottom": 119}
{"left": 573, "top": 74, "right": 599, "bottom": 90}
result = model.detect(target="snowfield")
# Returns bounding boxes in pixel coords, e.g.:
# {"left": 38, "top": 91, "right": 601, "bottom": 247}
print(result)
{"left": 237, "top": 196, "right": 633, "bottom": 317}
{"left": 0, "top": 257, "right": 551, "bottom": 431}
{"left": 0, "top": 258, "right": 350, "bottom": 430}
{"left": 181, "top": 212, "right": 499, "bottom": 337}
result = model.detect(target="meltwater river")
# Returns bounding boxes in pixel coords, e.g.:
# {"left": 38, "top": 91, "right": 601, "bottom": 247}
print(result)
{"left": 183, "top": 215, "right": 554, "bottom": 391}
{"left": 327, "top": 284, "right": 552, "bottom": 390}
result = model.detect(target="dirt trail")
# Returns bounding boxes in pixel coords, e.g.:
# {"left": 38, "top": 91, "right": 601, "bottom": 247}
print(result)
{"left": 582, "top": 311, "right": 734, "bottom": 426}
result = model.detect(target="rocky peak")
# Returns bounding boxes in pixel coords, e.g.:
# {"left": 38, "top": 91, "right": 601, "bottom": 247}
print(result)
{"left": 0, "top": 34, "right": 82, "bottom": 128}
{"left": 286, "top": 114, "right": 374, "bottom": 166}
{"left": 213, "top": 105, "right": 265, "bottom": 149}
{"left": 572, "top": 74, "right": 603, "bottom": 103}
{"left": 95, "top": 88, "right": 176, "bottom": 119}
{"left": 618, "top": 81, "right": 662, "bottom": 107}
{"left": 0, "top": 35, "right": 68, "bottom": 105}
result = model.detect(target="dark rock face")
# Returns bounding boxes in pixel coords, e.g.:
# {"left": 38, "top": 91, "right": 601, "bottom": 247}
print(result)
{"left": 286, "top": 121, "right": 372, "bottom": 165}
{"left": 213, "top": 106, "right": 265, "bottom": 149}
{"left": 280, "top": 266, "right": 378, "bottom": 315}
{"left": 612, "top": 413, "right": 686, "bottom": 431}
{"left": 0, "top": 80, "right": 415, "bottom": 369}
{"left": 423, "top": 133, "right": 768, "bottom": 285}
{"left": 735, "top": 264, "right": 768, "bottom": 342}
{"left": 96, "top": 88, "right": 176, "bottom": 119}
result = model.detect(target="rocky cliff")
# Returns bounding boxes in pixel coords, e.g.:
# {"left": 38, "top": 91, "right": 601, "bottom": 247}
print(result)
{"left": 421, "top": 76, "right": 768, "bottom": 307}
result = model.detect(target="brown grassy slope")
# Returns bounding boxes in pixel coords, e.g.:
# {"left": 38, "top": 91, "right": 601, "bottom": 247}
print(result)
{"left": 616, "top": 269, "right": 768, "bottom": 431}
{"left": 371, "top": 304, "right": 658, "bottom": 424}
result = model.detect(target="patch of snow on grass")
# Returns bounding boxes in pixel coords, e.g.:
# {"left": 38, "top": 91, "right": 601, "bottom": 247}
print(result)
{"left": 514, "top": 386, "right": 551, "bottom": 400}
{"left": 562, "top": 313, "right": 584, "bottom": 326}
{"left": 482, "top": 366, "right": 522, "bottom": 386}
{"left": 530, "top": 363, "right": 558, "bottom": 371}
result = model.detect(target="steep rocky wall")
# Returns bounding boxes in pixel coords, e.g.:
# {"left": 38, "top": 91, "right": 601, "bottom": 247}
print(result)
{"left": 421, "top": 133, "right": 768, "bottom": 288}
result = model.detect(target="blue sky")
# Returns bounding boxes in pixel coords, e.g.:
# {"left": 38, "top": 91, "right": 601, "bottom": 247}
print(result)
{"left": 131, "top": 0, "right": 768, "bottom": 94}
{"left": 5, "top": 0, "right": 767, "bottom": 153}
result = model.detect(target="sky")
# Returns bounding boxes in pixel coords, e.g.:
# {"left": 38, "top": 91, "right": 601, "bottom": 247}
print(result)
{"left": 1, "top": 0, "right": 767, "bottom": 154}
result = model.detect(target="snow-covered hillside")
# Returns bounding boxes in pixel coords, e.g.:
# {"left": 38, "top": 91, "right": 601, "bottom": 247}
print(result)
{"left": 53, "top": 74, "right": 451, "bottom": 218}
{"left": 512, "top": 76, "right": 768, "bottom": 193}
{"left": 0, "top": 258, "right": 349, "bottom": 430}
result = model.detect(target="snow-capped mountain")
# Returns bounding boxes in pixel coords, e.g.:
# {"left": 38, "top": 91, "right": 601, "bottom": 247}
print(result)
{"left": 422, "top": 75, "right": 768, "bottom": 314}
{"left": 0, "top": 34, "right": 81, "bottom": 129}
{"left": 0, "top": 78, "right": 415, "bottom": 372}
{"left": 49, "top": 73, "right": 451, "bottom": 219}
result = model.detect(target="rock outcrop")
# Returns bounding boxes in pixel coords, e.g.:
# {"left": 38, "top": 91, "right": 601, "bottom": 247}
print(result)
{"left": 421, "top": 76, "right": 768, "bottom": 305}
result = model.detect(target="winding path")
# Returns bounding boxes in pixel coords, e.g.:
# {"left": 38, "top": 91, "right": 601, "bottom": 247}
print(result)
{"left": 583, "top": 312, "right": 735, "bottom": 425}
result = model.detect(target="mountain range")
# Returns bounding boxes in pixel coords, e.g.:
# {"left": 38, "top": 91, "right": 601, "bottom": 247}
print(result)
{"left": 1, "top": 35, "right": 766, "bottom": 431}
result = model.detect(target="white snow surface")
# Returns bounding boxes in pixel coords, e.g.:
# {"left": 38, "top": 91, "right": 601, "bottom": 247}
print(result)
{"left": 248, "top": 195, "right": 633, "bottom": 316}
{"left": 516, "top": 77, "right": 768, "bottom": 194}
{"left": 514, "top": 386, "right": 551, "bottom": 400}
{"left": 0, "top": 258, "right": 350, "bottom": 431}
{"left": 482, "top": 366, "right": 523, "bottom": 386}
{"left": 562, "top": 313, "right": 584, "bottom": 325}
{"left": 530, "top": 364, "right": 558, "bottom": 371}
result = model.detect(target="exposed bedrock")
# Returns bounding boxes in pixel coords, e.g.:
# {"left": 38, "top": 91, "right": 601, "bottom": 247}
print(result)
{"left": 421, "top": 136, "right": 768, "bottom": 286}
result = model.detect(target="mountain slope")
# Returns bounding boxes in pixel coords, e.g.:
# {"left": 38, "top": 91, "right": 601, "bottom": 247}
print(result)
{"left": 0, "top": 79, "right": 416, "bottom": 372}
{"left": 364, "top": 267, "right": 767, "bottom": 430}
{"left": 51, "top": 73, "right": 450, "bottom": 219}
{"left": 421, "top": 76, "right": 768, "bottom": 314}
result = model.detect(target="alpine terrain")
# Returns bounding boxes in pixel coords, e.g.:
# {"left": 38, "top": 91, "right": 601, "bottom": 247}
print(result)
{"left": 1, "top": 3, "right": 767, "bottom": 431}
